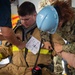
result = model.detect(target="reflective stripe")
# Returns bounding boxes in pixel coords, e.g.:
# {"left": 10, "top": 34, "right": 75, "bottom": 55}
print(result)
{"left": 0, "top": 54, "right": 2, "bottom": 58}
{"left": 12, "top": 45, "right": 51, "bottom": 54}
{"left": 0, "top": 54, "right": 3, "bottom": 60}
{"left": 12, "top": 45, "right": 22, "bottom": 51}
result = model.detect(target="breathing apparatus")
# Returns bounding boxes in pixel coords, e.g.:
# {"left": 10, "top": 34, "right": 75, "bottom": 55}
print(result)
{"left": 36, "top": 5, "right": 59, "bottom": 34}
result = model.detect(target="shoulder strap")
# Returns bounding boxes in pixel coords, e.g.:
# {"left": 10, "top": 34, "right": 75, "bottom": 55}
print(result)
{"left": 33, "top": 39, "right": 43, "bottom": 68}
{"left": 49, "top": 34, "right": 54, "bottom": 59}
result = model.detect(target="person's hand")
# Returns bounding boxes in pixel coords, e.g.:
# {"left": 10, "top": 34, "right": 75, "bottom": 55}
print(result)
{"left": 54, "top": 43, "right": 63, "bottom": 53}
{"left": 15, "top": 33, "right": 25, "bottom": 50}
{"left": 18, "top": 41, "right": 26, "bottom": 50}
{"left": 43, "top": 42, "right": 53, "bottom": 50}
{"left": 16, "top": 34, "right": 22, "bottom": 40}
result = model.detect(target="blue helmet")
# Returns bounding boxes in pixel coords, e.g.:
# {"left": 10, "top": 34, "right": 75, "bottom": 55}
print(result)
{"left": 36, "top": 5, "right": 59, "bottom": 34}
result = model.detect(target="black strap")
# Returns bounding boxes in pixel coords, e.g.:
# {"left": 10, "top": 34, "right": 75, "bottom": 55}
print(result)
{"left": 49, "top": 34, "right": 54, "bottom": 59}
{"left": 49, "top": 34, "right": 54, "bottom": 50}
{"left": 33, "top": 39, "right": 43, "bottom": 69}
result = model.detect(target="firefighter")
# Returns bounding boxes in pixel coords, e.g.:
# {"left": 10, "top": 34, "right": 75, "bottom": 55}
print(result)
{"left": 0, "top": 1, "right": 56, "bottom": 75}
